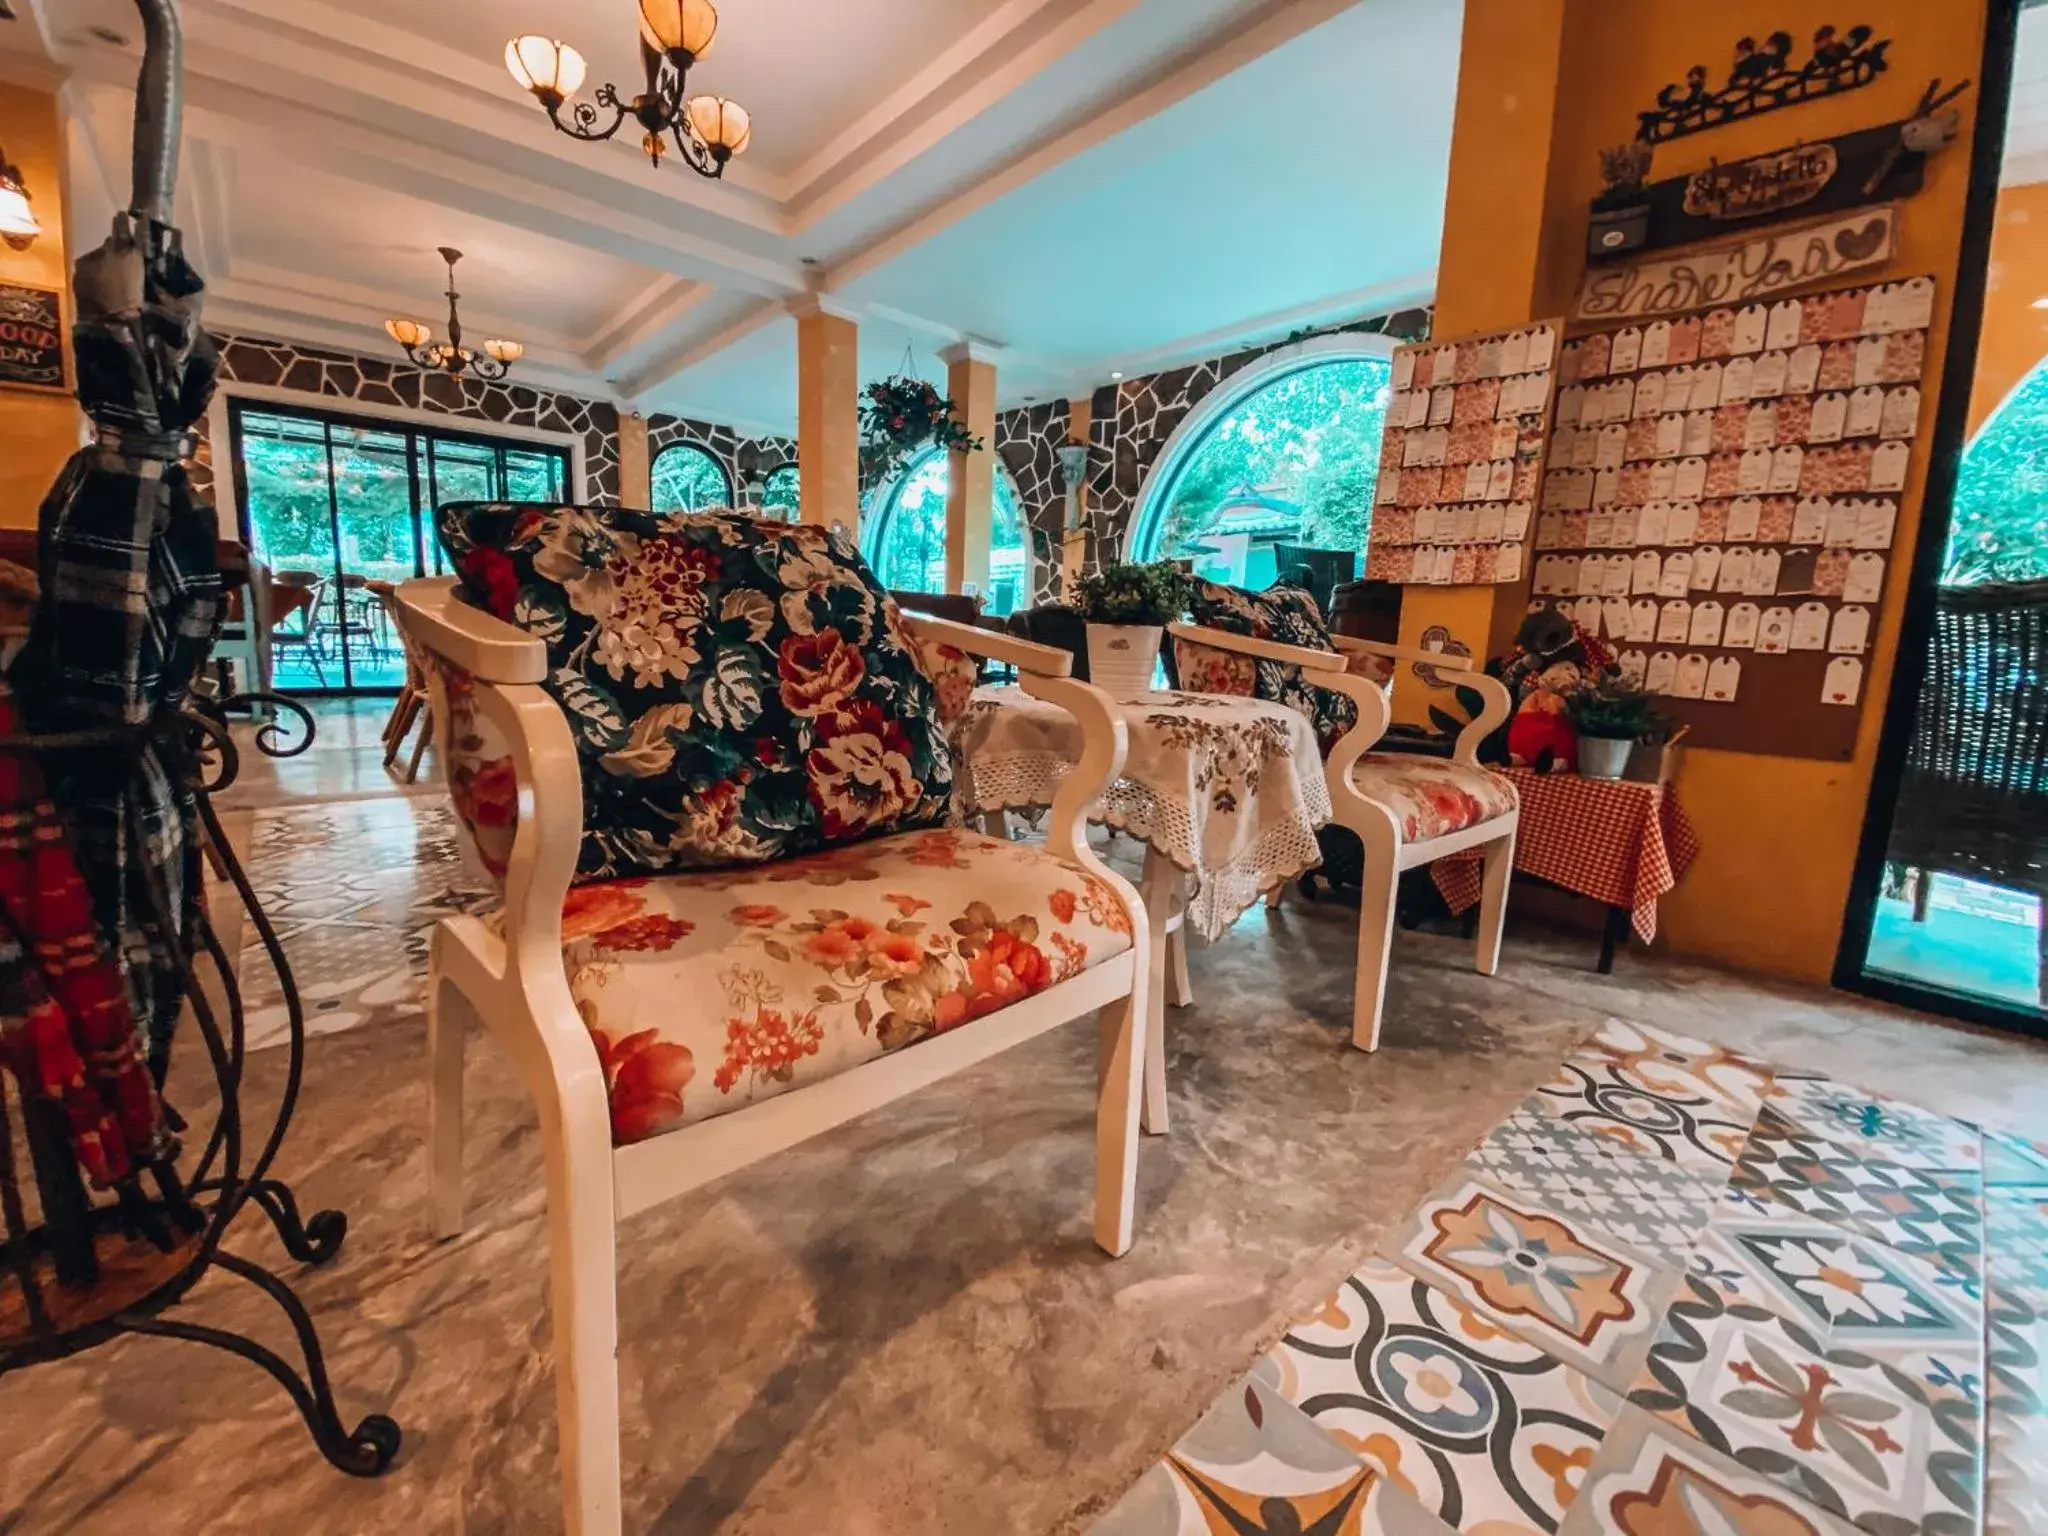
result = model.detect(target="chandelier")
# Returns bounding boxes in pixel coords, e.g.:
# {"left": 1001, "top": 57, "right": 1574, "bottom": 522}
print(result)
{"left": 383, "top": 247, "right": 523, "bottom": 382}
{"left": 506, "top": 0, "right": 753, "bottom": 177}
{"left": 0, "top": 141, "right": 38, "bottom": 251}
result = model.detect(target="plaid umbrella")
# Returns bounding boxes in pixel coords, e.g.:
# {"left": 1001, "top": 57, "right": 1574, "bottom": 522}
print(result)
{"left": 0, "top": 215, "right": 221, "bottom": 1186}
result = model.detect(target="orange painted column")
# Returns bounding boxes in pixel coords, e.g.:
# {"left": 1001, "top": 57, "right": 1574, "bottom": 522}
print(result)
{"left": 940, "top": 340, "right": 999, "bottom": 596}
{"left": 617, "top": 410, "right": 650, "bottom": 507}
{"left": 0, "top": 82, "right": 83, "bottom": 530}
{"left": 1427, "top": 0, "right": 1992, "bottom": 982}
{"left": 793, "top": 297, "right": 861, "bottom": 531}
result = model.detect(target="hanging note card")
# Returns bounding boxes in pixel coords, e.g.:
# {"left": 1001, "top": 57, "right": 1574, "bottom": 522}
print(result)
{"left": 1751, "top": 349, "right": 1790, "bottom": 399}
{"left": 1732, "top": 305, "right": 1770, "bottom": 354}
{"left": 1705, "top": 655, "right": 1742, "bottom": 702}
{"left": 1646, "top": 650, "right": 1679, "bottom": 694}
{"left": 1870, "top": 441, "right": 1910, "bottom": 492}
{"left": 1640, "top": 321, "right": 1672, "bottom": 368}
{"left": 1609, "top": 326, "right": 1643, "bottom": 373}
{"left": 1744, "top": 403, "right": 1780, "bottom": 451}
{"left": 1737, "top": 449, "right": 1773, "bottom": 494}
{"left": 1689, "top": 601, "right": 1725, "bottom": 647}
{"left": 1853, "top": 336, "right": 1888, "bottom": 388}
{"left": 1674, "top": 458, "right": 1709, "bottom": 501}
{"left": 1747, "top": 548, "right": 1782, "bottom": 596}
{"left": 1853, "top": 499, "right": 1896, "bottom": 550}
{"left": 1629, "top": 598, "right": 1660, "bottom": 642}
{"left": 1756, "top": 606, "right": 1794, "bottom": 654}
{"left": 1724, "top": 602, "right": 1761, "bottom": 648}
{"left": 1674, "top": 653, "right": 1711, "bottom": 699}
{"left": 1690, "top": 361, "right": 1724, "bottom": 412}
{"left": 1632, "top": 370, "right": 1666, "bottom": 418}
{"left": 1845, "top": 386, "right": 1886, "bottom": 438}
{"left": 1656, "top": 600, "right": 1693, "bottom": 644}
{"left": 1829, "top": 605, "right": 1871, "bottom": 654}
{"left": 1769, "top": 445, "right": 1805, "bottom": 494}
{"left": 1604, "top": 595, "right": 1634, "bottom": 638}
{"left": 1790, "top": 602, "right": 1831, "bottom": 651}
{"left": 1658, "top": 552, "right": 1694, "bottom": 598}
{"left": 1823, "top": 656, "right": 1864, "bottom": 706}
{"left": 1648, "top": 460, "right": 1679, "bottom": 500}
{"left": 1618, "top": 649, "right": 1649, "bottom": 688}
{"left": 1683, "top": 409, "right": 1716, "bottom": 457}
{"left": 1792, "top": 496, "right": 1831, "bottom": 545}
{"left": 1765, "top": 300, "right": 1804, "bottom": 353}
{"left": 1632, "top": 550, "right": 1664, "bottom": 594}
{"left": 1604, "top": 552, "right": 1635, "bottom": 595}
{"left": 1787, "top": 344, "right": 1823, "bottom": 395}
{"left": 1667, "top": 500, "right": 1699, "bottom": 545}
{"left": 1722, "top": 355, "right": 1756, "bottom": 404}
{"left": 1808, "top": 391, "right": 1849, "bottom": 443}
{"left": 1880, "top": 386, "right": 1921, "bottom": 439}
{"left": 1843, "top": 552, "right": 1886, "bottom": 604}
{"left": 1690, "top": 545, "right": 1723, "bottom": 590}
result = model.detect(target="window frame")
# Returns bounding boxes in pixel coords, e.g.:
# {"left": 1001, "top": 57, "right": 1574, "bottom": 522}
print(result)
{"left": 650, "top": 440, "right": 736, "bottom": 513}
{"left": 861, "top": 446, "right": 1034, "bottom": 613}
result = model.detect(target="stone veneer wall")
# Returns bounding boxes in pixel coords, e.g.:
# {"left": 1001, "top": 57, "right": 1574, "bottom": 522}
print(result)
{"left": 1081, "top": 306, "right": 1434, "bottom": 574}
{"left": 995, "top": 400, "right": 1071, "bottom": 603}
{"left": 190, "top": 333, "right": 624, "bottom": 514}
{"left": 645, "top": 414, "right": 797, "bottom": 504}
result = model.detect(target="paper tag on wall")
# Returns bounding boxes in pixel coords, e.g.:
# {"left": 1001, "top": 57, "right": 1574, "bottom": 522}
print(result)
{"left": 1756, "top": 606, "right": 1794, "bottom": 654}
{"left": 1688, "top": 600, "right": 1725, "bottom": 647}
{"left": 1829, "top": 604, "right": 1871, "bottom": 654}
{"left": 1704, "top": 655, "right": 1742, "bottom": 702}
{"left": 1690, "top": 545, "right": 1722, "bottom": 590}
{"left": 1723, "top": 601, "right": 1761, "bottom": 648}
{"left": 1823, "top": 655, "right": 1864, "bottom": 706}
{"left": 1646, "top": 651, "right": 1679, "bottom": 694}
{"left": 1790, "top": 601, "right": 1831, "bottom": 651}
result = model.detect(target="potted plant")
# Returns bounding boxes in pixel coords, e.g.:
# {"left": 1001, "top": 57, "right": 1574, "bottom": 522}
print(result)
{"left": 1566, "top": 676, "right": 1666, "bottom": 779}
{"left": 1072, "top": 561, "right": 1190, "bottom": 695}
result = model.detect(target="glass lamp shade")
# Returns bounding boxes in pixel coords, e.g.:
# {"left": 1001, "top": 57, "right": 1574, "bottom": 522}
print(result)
{"left": 640, "top": 0, "right": 717, "bottom": 59}
{"left": 484, "top": 339, "right": 526, "bottom": 364}
{"left": 0, "top": 175, "right": 38, "bottom": 243}
{"left": 504, "top": 35, "right": 586, "bottom": 100}
{"left": 686, "top": 95, "right": 751, "bottom": 157}
{"left": 385, "top": 318, "right": 432, "bottom": 349}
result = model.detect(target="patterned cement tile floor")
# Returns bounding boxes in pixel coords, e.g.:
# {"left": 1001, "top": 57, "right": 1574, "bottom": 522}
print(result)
{"left": 1090, "top": 1017, "right": 2048, "bottom": 1536}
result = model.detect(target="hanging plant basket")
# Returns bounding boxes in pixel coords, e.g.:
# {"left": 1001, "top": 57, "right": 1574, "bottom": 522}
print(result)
{"left": 859, "top": 373, "right": 983, "bottom": 490}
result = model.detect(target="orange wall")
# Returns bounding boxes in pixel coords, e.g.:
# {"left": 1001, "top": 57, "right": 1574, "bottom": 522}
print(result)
{"left": 0, "top": 82, "right": 80, "bottom": 530}
{"left": 1969, "top": 179, "right": 2048, "bottom": 436}
{"left": 1429, "top": 0, "right": 1989, "bottom": 982}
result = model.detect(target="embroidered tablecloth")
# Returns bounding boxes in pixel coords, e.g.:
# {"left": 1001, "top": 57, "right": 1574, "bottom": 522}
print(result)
{"left": 956, "top": 686, "right": 1330, "bottom": 941}
{"left": 1432, "top": 767, "right": 1699, "bottom": 942}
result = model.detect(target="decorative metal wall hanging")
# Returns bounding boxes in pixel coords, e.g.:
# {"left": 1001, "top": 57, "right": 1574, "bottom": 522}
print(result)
{"left": 1575, "top": 203, "right": 1900, "bottom": 323}
{"left": 1591, "top": 79, "right": 1968, "bottom": 262}
{"left": 1636, "top": 25, "right": 1892, "bottom": 144}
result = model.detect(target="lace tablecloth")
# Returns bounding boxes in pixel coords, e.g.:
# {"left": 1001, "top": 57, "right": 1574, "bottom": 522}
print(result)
{"left": 956, "top": 686, "right": 1331, "bottom": 941}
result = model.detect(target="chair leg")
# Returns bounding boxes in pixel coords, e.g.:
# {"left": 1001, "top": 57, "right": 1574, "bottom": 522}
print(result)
{"left": 427, "top": 973, "right": 472, "bottom": 1241}
{"left": 382, "top": 684, "right": 416, "bottom": 755}
{"left": 404, "top": 709, "right": 434, "bottom": 784}
{"left": 539, "top": 1108, "right": 624, "bottom": 1536}
{"left": 1164, "top": 925, "right": 1194, "bottom": 1009}
{"left": 1352, "top": 830, "right": 1402, "bottom": 1053}
{"left": 1474, "top": 825, "right": 1515, "bottom": 978}
{"left": 1094, "top": 981, "right": 1147, "bottom": 1257}
{"left": 1138, "top": 851, "right": 1176, "bottom": 1135}
{"left": 1265, "top": 884, "right": 1284, "bottom": 910}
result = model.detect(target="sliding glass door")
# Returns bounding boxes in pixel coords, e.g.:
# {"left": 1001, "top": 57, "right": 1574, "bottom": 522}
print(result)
{"left": 229, "top": 401, "right": 568, "bottom": 692}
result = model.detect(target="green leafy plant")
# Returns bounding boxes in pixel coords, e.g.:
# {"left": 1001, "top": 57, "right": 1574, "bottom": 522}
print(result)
{"left": 1567, "top": 676, "right": 1666, "bottom": 741}
{"left": 859, "top": 375, "right": 983, "bottom": 489}
{"left": 1072, "top": 561, "right": 1190, "bottom": 626}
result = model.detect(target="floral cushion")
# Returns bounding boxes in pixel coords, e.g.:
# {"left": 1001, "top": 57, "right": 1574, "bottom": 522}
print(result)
{"left": 1181, "top": 579, "right": 1358, "bottom": 755}
{"left": 437, "top": 502, "right": 956, "bottom": 881}
{"left": 532, "top": 828, "right": 1136, "bottom": 1144}
{"left": 1348, "top": 752, "right": 1518, "bottom": 843}
{"left": 430, "top": 653, "right": 518, "bottom": 887}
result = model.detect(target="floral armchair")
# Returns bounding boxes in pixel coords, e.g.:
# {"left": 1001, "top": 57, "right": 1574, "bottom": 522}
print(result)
{"left": 1166, "top": 579, "right": 1517, "bottom": 1052}
{"left": 400, "top": 505, "right": 1150, "bottom": 1536}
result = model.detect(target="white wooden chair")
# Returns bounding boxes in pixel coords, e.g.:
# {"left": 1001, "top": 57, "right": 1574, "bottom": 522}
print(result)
{"left": 396, "top": 576, "right": 1151, "bottom": 1536}
{"left": 1165, "top": 622, "right": 1518, "bottom": 1052}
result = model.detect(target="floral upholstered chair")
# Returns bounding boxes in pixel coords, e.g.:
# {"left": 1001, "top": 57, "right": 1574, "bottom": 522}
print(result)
{"left": 401, "top": 503, "right": 1150, "bottom": 1536}
{"left": 1168, "top": 579, "right": 1517, "bottom": 1052}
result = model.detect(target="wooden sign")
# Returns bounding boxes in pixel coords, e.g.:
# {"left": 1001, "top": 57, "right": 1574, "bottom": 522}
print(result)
{"left": 1684, "top": 142, "right": 1839, "bottom": 219}
{"left": 0, "top": 281, "right": 66, "bottom": 393}
{"left": 1575, "top": 205, "right": 1900, "bottom": 322}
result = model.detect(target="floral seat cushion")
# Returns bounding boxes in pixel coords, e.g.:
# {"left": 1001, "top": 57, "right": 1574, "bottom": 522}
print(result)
{"left": 436, "top": 502, "right": 957, "bottom": 882}
{"left": 533, "top": 827, "right": 1136, "bottom": 1145}
{"left": 1348, "top": 753, "right": 1518, "bottom": 843}
{"left": 1174, "top": 580, "right": 1359, "bottom": 755}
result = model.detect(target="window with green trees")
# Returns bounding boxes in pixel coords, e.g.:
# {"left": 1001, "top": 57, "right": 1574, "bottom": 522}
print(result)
{"left": 761, "top": 462, "right": 800, "bottom": 520}
{"left": 651, "top": 442, "right": 733, "bottom": 512}
{"left": 862, "top": 449, "right": 1031, "bottom": 616}
{"left": 1129, "top": 353, "right": 1393, "bottom": 591}
{"left": 1945, "top": 364, "right": 2048, "bottom": 585}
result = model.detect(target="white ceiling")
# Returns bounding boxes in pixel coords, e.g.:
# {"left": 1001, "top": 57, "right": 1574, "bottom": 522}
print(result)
{"left": 0, "top": 0, "right": 1458, "bottom": 435}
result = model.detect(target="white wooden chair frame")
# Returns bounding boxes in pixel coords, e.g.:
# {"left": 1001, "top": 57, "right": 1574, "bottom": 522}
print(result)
{"left": 1164, "top": 622, "right": 1517, "bottom": 1052}
{"left": 396, "top": 577, "right": 1152, "bottom": 1536}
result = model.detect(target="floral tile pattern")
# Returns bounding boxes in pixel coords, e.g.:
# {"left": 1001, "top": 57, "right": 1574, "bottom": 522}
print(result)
{"left": 1093, "top": 1028, "right": 2039, "bottom": 1536}
{"left": 237, "top": 798, "right": 493, "bottom": 1050}
{"left": 1560, "top": 1404, "right": 1864, "bottom": 1535}
{"left": 1266, "top": 1257, "right": 1619, "bottom": 1535}
{"left": 1380, "top": 1178, "right": 1680, "bottom": 1394}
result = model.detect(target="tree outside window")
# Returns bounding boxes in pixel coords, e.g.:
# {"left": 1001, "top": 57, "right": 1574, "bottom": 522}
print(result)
{"left": 862, "top": 448, "right": 1031, "bottom": 616}
{"left": 1945, "top": 364, "right": 2048, "bottom": 585}
{"left": 760, "top": 462, "right": 800, "bottom": 520}
{"left": 651, "top": 443, "right": 733, "bottom": 513}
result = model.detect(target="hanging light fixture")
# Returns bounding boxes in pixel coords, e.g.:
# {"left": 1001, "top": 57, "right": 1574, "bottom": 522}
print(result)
{"left": 0, "top": 143, "right": 40, "bottom": 251}
{"left": 505, "top": 0, "right": 753, "bottom": 177}
{"left": 384, "top": 247, "right": 523, "bottom": 381}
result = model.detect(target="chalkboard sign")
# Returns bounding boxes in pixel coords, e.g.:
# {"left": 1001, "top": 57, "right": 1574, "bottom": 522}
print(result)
{"left": 0, "top": 281, "right": 66, "bottom": 392}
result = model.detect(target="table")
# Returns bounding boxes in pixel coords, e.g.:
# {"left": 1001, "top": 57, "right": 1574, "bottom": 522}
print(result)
{"left": 1433, "top": 766, "right": 1699, "bottom": 972}
{"left": 957, "top": 686, "right": 1332, "bottom": 1133}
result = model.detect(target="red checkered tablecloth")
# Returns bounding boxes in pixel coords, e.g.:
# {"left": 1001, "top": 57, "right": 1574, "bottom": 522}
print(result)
{"left": 1433, "top": 767, "right": 1699, "bottom": 942}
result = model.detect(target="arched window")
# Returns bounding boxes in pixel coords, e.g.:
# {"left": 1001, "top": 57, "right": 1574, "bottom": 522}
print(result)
{"left": 651, "top": 442, "right": 733, "bottom": 512}
{"left": 1127, "top": 341, "right": 1394, "bottom": 592}
{"left": 760, "top": 462, "right": 800, "bottom": 520}
{"left": 1946, "top": 361, "right": 2048, "bottom": 585}
{"left": 862, "top": 448, "right": 1031, "bottom": 617}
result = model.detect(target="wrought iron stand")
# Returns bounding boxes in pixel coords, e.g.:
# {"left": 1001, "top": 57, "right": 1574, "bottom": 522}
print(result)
{"left": 0, "top": 695, "right": 401, "bottom": 1476}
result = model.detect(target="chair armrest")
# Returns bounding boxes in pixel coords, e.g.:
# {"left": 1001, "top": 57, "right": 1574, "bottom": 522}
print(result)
{"left": 396, "top": 576, "right": 546, "bottom": 685}
{"left": 902, "top": 610, "right": 1073, "bottom": 677}
{"left": 1331, "top": 634, "right": 1476, "bottom": 672}
{"left": 1443, "top": 673, "right": 1514, "bottom": 765}
{"left": 1165, "top": 621, "right": 1348, "bottom": 673}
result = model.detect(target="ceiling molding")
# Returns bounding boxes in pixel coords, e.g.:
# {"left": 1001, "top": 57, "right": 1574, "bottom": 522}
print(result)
{"left": 586, "top": 275, "right": 716, "bottom": 374}
{"left": 938, "top": 337, "right": 1009, "bottom": 367}
{"left": 787, "top": 292, "right": 866, "bottom": 323}
{"left": 621, "top": 299, "right": 791, "bottom": 404}
{"left": 824, "top": 0, "right": 1361, "bottom": 294}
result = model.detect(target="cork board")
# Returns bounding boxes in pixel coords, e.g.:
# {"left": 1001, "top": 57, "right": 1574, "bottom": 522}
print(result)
{"left": 1534, "top": 277, "right": 1934, "bottom": 761}
{"left": 1366, "top": 321, "right": 1562, "bottom": 587}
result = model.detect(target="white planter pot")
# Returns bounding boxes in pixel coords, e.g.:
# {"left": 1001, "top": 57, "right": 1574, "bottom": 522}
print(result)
{"left": 1085, "top": 622, "right": 1164, "bottom": 696}
{"left": 1578, "top": 735, "right": 1634, "bottom": 780}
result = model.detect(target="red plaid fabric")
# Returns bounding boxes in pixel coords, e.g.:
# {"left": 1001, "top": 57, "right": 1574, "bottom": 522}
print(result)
{"left": 1433, "top": 768, "right": 1699, "bottom": 942}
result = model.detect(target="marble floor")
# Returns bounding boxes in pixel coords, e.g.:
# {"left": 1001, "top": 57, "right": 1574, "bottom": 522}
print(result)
{"left": 2, "top": 699, "right": 2045, "bottom": 1535}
